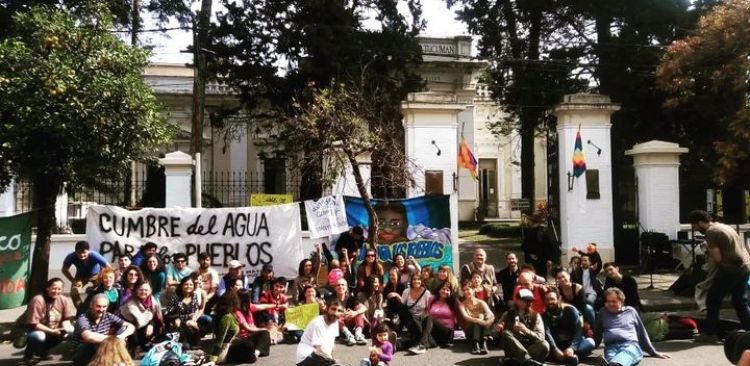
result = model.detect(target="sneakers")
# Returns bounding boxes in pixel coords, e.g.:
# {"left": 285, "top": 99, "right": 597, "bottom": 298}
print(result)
{"left": 345, "top": 334, "right": 357, "bottom": 346}
{"left": 694, "top": 333, "right": 722, "bottom": 344}
{"left": 471, "top": 341, "right": 481, "bottom": 355}
{"left": 354, "top": 328, "right": 367, "bottom": 345}
{"left": 480, "top": 339, "right": 489, "bottom": 355}
{"left": 566, "top": 355, "right": 579, "bottom": 366}
{"left": 408, "top": 344, "right": 427, "bottom": 354}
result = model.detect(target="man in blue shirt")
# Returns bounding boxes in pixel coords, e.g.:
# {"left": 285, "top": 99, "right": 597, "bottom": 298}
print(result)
{"left": 131, "top": 242, "right": 158, "bottom": 267}
{"left": 62, "top": 241, "right": 111, "bottom": 307}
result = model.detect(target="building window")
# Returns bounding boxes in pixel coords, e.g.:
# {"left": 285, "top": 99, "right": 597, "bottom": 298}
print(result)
{"left": 263, "top": 159, "right": 286, "bottom": 194}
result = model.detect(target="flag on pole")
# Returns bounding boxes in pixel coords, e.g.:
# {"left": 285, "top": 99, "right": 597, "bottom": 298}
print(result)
{"left": 458, "top": 135, "right": 479, "bottom": 180}
{"left": 572, "top": 125, "right": 586, "bottom": 178}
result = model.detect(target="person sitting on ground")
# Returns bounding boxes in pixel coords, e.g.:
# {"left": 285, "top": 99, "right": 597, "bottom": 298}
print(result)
{"left": 594, "top": 287, "right": 670, "bottom": 366}
{"left": 468, "top": 271, "right": 489, "bottom": 303}
{"left": 196, "top": 252, "right": 219, "bottom": 313}
{"left": 357, "top": 275, "right": 385, "bottom": 332}
{"left": 294, "top": 244, "right": 323, "bottom": 301}
{"left": 226, "top": 289, "right": 273, "bottom": 364}
{"left": 71, "top": 294, "right": 135, "bottom": 365}
{"left": 554, "top": 267, "right": 595, "bottom": 328}
{"left": 512, "top": 271, "right": 547, "bottom": 314}
{"left": 428, "top": 283, "right": 458, "bottom": 348}
{"left": 80, "top": 267, "right": 121, "bottom": 315}
{"left": 114, "top": 254, "right": 132, "bottom": 281}
{"left": 543, "top": 288, "right": 595, "bottom": 366}
{"left": 21, "top": 278, "right": 76, "bottom": 366}
{"left": 383, "top": 267, "right": 405, "bottom": 298}
{"left": 386, "top": 274, "right": 434, "bottom": 355}
{"left": 165, "top": 253, "right": 193, "bottom": 295}
{"left": 209, "top": 290, "right": 241, "bottom": 363}
{"left": 459, "top": 282, "right": 495, "bottom": 355}
{"left": 326, "top": 278, "right": 368, "bottom": 346}
{"left": 140, "top": 254, "right": 166, "bottom": 302}
{"left": 361, "top": 323, "right": 395, "bottom": 366}
{"left": 86, "top": 336, "right": 134, "bottom": 366}
{"left": 571, "top": 243, "right": 602, "bottom": 275}
{"left": 495, "top": 288, "right": 549, "bottom": 366}
{"left": 429, "top": 264, "right": 460, "bottom": 295}
{"left": 62, "top": 240, "right": 112, "bottom": 307}
{"left": 295, "top": 299, "right": 344, "bottom": 366}
{"left": 218, "top": 260, "right": 250, "bottom": 297}
{"left": 570, "top": 255, "right": 602, "bottom": 308}
{"left": 131, "top": 242, "right": 158, "bottom": 267}
{"left": 119, "top": 282, "right": 163, "bottom": 354}
{"left": 460, "top": 248, "right": 497, "bottom": 291}
{"left": 258, "top": 277, "right": 291, "bottom": 344}
{"left": 602, "top": 262, "right": 642, "bottom": 312}
{"left": 392, "top": 253, "right": 420, "bottom": 288}
{"left": 118, "top": 265, "right": 144, "bottom": 306}
{"left": 252, "top": 264, "right": 275, "bottom": 303}
{"left": 301, "top": 285, "right": 327, "bottom": 314}
{"left": 497, "top": 252, "right": 521, "bottom": 308}
{"left": 164, "top": 276, "right": 206, "bottom": 350}
{"left": 568, "top": 256, "right": 581, "bottom": 273}
{"left": 356, "top": 248, "right": 385, "bottom": 292}
{"left": 421, "top": 265, "right": 433, "bottom": 284}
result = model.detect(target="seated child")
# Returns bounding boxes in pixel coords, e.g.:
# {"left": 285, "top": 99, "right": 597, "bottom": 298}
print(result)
{"left": 360, "top": 323, "right": 394, "bottom": 366}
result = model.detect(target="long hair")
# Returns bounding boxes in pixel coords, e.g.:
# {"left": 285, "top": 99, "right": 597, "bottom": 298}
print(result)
{"left": 298, "top": 258, "right": 313, "bottom": 277}
{"left": 119, "top": 265, "right": 144, "bottom": 290}
{"left": 238, "top": 289, "right": 253, "bottom": 313}
{"left": 363, "top": 274, "right": 383, "bottom": 297}
{"left": 175, "top": 276, "right": 196, "bottom": 299}
{"left": 140, "top": 254, "right": 164, "bottom": 280}
{"left": 357, "top": 249, "right": 384, "bottom": 285}
{"left": 87, "top": 336, "right": 134, "bottom": 366}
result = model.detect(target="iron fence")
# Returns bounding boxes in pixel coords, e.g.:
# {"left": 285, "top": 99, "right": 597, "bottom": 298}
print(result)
{"left": 201, "top": 170, "right": 301, "bottom": 207}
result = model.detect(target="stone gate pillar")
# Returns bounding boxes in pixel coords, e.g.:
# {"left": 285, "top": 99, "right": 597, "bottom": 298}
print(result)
{"left": 625, "top": 140, "right": 688, "bottom": 239}
{"left": 554, "top": 94, "right": 620, "bottom": 263}
{"left": 159, "top": 151, "right": 194, "bottom": 208}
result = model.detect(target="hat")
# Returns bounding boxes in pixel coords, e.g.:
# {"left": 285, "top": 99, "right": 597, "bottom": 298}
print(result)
{"left": 517, "top": 288, "right": 534, "bottom": 301}
{"left": 228, "top": 260, "right": 245, "bottom": 269}
{"left": 262, "top": 264, "right": 274, "bottom": 272}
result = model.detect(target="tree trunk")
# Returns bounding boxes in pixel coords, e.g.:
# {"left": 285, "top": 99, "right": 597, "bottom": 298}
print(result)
{"left": 345, "top": 149, "right": 379, "bottom": 250}
{"left": 28, "top": 179, "right": 60, "bottom": 295}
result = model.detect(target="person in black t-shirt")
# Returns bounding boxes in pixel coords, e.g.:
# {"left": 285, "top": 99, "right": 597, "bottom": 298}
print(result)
{"left": 335, "top": 227, "right": 364, "bottom": 264}
{"left": 602, "top": 262, "right": 642, "bottom": 311}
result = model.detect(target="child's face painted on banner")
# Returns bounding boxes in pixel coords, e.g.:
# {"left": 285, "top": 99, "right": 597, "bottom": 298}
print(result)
{"left": 377, "top": 207, "right": 406, "bottom": 244}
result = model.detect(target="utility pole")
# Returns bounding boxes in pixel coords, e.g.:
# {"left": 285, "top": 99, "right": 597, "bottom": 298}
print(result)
{"left": 124, "top": 0, "right": 141, "bottom": 207}
{"left": 191, "top": 0, "right": 213, "bottom": 207}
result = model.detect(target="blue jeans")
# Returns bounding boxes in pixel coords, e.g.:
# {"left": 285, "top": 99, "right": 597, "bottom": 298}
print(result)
{"left": 24, "top": 330, "right": 64, "bottom": 359}
{"left": 197, "top": 314, "right": 213, "bottom": 333}
{"left": 580, "top": 304, "right": 596, "bottom": 326}
{"left": 705, "top": 269, "right": 750, "bottom": 335}
{"left": 604, "top": 342, "right": 642, "bottom": 366}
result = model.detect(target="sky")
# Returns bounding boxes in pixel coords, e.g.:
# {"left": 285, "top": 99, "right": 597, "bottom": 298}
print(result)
{"left": 146, "top": 0, "right": 469, "bottom": 64}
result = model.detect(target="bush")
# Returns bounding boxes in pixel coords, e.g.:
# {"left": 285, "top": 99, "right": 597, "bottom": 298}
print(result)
{"left": 478, "top": 223, "right": 522, "bottom": 238}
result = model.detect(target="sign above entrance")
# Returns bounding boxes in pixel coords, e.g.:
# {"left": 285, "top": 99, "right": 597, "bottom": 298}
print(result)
{"left": 511, "top": 198, "right": 531, "bottom": 211}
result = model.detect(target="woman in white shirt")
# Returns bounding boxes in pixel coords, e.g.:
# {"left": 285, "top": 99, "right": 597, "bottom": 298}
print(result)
{"left": 387, "top": 274, "right": 434, "bottom": 355}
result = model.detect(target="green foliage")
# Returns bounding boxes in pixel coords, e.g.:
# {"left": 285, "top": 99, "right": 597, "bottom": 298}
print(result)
{"left": 478, "top": 223, "right": 522, "bottom": 238}
{"left": 657, "top": 0, "right": 750, "bottom": 187}
{"left": 0, "top": 5, "right": 175, "bottom": 191}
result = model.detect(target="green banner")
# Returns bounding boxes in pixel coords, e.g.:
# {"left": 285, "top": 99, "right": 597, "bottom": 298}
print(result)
{"left": 0, "top": 213, "right": 32, "bottom": 309}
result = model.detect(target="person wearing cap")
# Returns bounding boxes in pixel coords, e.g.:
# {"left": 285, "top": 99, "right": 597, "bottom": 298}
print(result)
{"left": 218, "top": 260, "right": 251, "bottom": 297}
{"left": 253, "top": 264, "right": 275, "bottom": 303}
{"left": 495, "top": 287, "right": 549, "bottom": 366}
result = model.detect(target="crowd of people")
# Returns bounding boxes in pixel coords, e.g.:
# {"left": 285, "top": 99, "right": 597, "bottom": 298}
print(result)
{"left": 19, "top": 210, "right": 749, "bottom": 366}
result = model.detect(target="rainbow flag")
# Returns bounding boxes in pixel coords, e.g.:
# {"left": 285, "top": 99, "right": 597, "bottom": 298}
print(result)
{"left": 458, "top": 135, "right": 478, "bottom": 180}
{"left": 572, "top": 126, "right": 586, "bottom": 178}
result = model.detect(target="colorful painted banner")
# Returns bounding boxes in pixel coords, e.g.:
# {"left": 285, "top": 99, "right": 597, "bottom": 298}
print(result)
{"left": 86, "top": 205, "right": 302, "bottom": 279}
{"left": 250, "top": 194, "right": 293, "bottom": 207}
{"left": 344, "top": 195, "right": 453, "bottom": 270}
{"left": 0, "top": 213, "right": 32, "bottom": 309}
{"left": 304, "top": 195, "right": 349, "bottom": 239}
{"left": 284, "top": 303, "right": 320, "bottom": 330}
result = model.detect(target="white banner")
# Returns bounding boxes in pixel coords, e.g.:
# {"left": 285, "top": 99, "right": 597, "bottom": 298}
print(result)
{"left": 304, "top": 195, "right": 349, "bottom": 239}
{"left": 86, "top": 204, "right": 302, "bottom": 279}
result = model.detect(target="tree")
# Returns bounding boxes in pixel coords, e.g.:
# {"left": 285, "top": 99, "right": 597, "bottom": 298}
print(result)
{"left": 0, "top": 6, "right": 175, "bottom": 294}
{"left": 657, "top": 0, "right": 750, "bottom": 188}
{"left": 286, "top": 81, "right": 415, "bottom": 246}
{"left": 448, "top": 0, "right": 588, "bottom": 212}
{"left": 210, "top": 0, "right": 424, "bottom": 200}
